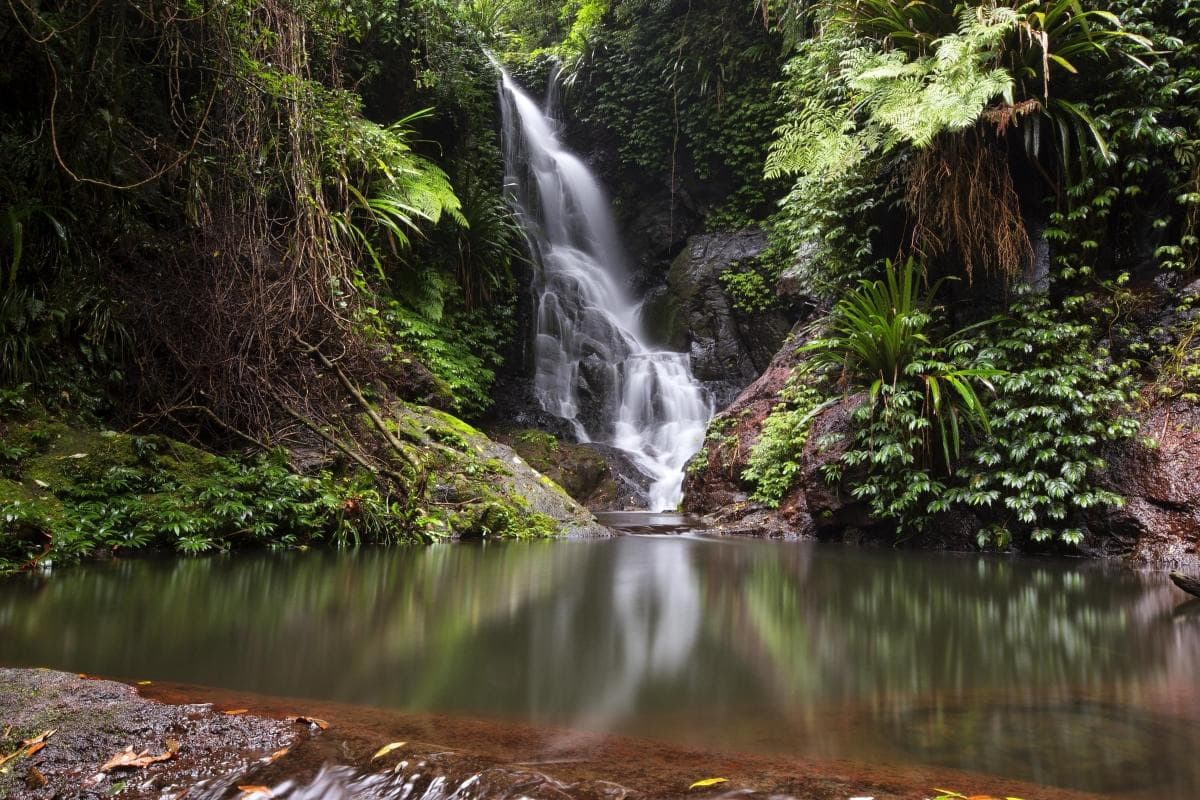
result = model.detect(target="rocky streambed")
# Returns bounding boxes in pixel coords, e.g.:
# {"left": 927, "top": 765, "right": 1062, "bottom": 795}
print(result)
{"left": 1, "top": 668, "right": 1113, "bottom": 800}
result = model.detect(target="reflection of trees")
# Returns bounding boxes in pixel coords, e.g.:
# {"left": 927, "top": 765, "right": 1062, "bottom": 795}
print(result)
{"left": 709, "top": 547, "right": 1194, "bottom": 711}
{"left": 0, "top": 542, "right": 587, "bottom": 702}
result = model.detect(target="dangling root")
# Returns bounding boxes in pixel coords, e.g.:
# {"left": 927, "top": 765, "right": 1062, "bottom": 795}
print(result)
{"left": 905, "top": 130, "right": 1032, "bottom": 283}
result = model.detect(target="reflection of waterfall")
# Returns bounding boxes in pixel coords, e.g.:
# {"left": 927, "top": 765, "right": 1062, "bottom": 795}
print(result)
{"left": 550, "top": 537, "right": 702, "bottom": 738}
{"left": 495, "top": 64, "right": 711, "bottom": 510}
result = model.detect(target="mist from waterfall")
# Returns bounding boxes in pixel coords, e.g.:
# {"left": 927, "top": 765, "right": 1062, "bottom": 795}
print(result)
{"left": 495, "top": 64, "right": 711, "bottom": 511}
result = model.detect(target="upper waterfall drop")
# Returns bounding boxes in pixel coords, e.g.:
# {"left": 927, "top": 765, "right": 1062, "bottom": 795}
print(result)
{"left": 495, "top": 64, "right": 712, "bottom": 511}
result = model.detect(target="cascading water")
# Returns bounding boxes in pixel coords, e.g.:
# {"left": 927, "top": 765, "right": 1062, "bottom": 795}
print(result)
{"left": 496, "top": 65, "right": 711, "bottom": 511}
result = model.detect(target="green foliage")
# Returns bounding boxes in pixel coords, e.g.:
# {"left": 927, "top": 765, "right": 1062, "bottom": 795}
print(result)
{"left": 804, "top": 258, "right": 997, "bottom": 468}
{"left": 811, "top": 288, "right": 1136, "bottom": 545}
{"left": 376, "top": 299, "right": 513, "bottom": 417}
{"left": 0, "top": 431, "right": 420, "bottom": 573}
{"left": 743, "top": 371, "right": 833, "bottom": 506}
{"left": 768, "top": 1, "right": 1148, "bottom": 182}
{"left": 547, "top": 0, "right": 787, "bottom": 226}
{"left": 718, "top": 258, "right": 781, "bottom": 313}
{"left": 949, "top": 295, "right": 1138, "bottom": 547}
{"left": 329, "top": 110, "right": 466, "bottom": 280}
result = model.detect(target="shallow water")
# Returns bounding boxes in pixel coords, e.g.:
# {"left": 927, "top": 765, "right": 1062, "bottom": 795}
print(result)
{"left": 2, "top": 526, "right": 1198, "bottom": 796}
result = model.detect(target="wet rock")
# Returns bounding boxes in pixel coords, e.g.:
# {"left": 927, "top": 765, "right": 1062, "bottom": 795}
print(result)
{"left": 491, "top": 428, "right": 651, "bottom": 510}
{"left": 575, "top": 356, "right": 619, "bottom": 441}
{"left": 1088, "top": 397, "right": 1200, "bottom": 569}
{"left": 484, "top": 380, "right": 578, "bottom": 442}
{"left": 0, "top": 669, "right": 298, "bottom": 800}
{"left": 682, "top": 324, "right": 815, "bottom": 535}
{"left": 664, "top": 230, "right": 798, "bottom": 408}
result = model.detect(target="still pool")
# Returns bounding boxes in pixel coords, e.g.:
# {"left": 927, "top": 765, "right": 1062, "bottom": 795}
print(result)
{"left": 2, "top": 524, "right": 1198, "bottom": 797}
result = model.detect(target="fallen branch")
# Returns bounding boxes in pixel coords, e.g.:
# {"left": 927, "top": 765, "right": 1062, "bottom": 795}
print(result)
{"left": 296, "top": 337, "right": 426, "bottom": 486}
{"left": 279, "top": 404, "right": 406, "bottom": 488}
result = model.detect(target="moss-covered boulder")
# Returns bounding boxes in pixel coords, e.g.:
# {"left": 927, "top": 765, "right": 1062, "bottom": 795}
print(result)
{"left": 392, "top": 406, "right": 608, "bottom": 538}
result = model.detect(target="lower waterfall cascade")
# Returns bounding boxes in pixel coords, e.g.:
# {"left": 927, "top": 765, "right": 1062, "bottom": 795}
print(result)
{"left": 495, "top": 65, "right": 712, "bottom": 511}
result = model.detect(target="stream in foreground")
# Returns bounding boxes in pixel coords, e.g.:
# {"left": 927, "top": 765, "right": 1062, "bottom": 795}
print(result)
{"left": 2, "top": 519, "right": 1199, "bottom": 797}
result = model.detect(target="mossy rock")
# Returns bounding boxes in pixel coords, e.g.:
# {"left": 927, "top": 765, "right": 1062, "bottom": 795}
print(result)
{"left": 387, "top": 405, "right": 608, "bottom": 538}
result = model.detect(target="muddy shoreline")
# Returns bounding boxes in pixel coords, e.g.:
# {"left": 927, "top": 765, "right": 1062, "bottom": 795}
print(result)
{"left": 0, "top": 668, "right": 1115, "bottom": 800}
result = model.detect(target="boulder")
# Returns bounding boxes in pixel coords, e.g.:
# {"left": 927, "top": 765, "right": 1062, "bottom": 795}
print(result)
{"left": 1088, "top": 397, "right": 1200, "bottom": 569}
{"left": 682, "top": 323, "right": 841, "bottom": 537}
{"left": 664, "top": 231, "right": 797, "bottom": 408}
{"left": 491, "top": 428, "right": 652, "bottom": 511}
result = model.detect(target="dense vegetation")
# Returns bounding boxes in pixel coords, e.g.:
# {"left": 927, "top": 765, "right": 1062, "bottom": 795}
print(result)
{"left": 0, "top": 0, "right": 555, "bottom": 570}
{"left": 2, "top": 0, "right": 1198, "bottom": 569}
{"left": 737, "top": 0, "right": 1200, "bottom": 546}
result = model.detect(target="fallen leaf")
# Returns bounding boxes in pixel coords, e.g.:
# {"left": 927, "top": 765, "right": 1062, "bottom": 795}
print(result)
{"left": 25, "top": 766, "right": 46, "bottom": 789}
{"left": 22, "top": 730, "right": 55, "bottom": 747}
{"left": 100, "top": 739, "right": 179, "bottom": 772}
{"left": 688, "top": 778, "right": 728, "bottom": 790}
{"left": 238, "top": 785, "right": 274, "bottom": 798}
{"left": 289, "top": 715, "right": 329, "bottom": 730}
{"left": 269, "top": 748, "right": 289, "bottom": 761}
{"left": 371, "top": 742, "right": 406, "bottom": 760}
{"left": 0, "top": 730, "right": 55, "bottom": 770}
{"left": 69, "top": 452, "right": 88, "bottom": 459}
{"left": 32, "top": 479, "right": 49, "bottom": 489}
{"left": 224, "top": 709, "right": 249, "bottom": 715}
{"left": 137, "top": 680, "right": 152, "bottom": 686}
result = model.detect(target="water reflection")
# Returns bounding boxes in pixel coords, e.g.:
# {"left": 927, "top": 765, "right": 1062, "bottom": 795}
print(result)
{"left": 2, "top": 537, "right": 1198, "bottom": 794}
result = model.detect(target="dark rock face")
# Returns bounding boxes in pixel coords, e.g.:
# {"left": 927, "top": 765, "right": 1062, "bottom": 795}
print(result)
{"left": 491, "top": 428, "right": 651, "bottom": 511}
{"left": 681, "top": 323, "right": 814, "bottom": 536}
{"left": 798, "top": 394, "right": 871, "bottom": 533}
{"left": 665, "top": 231, "right": 798, "bottom": 408}
{"left": 1088, "top": 398, "right": 1200, "bottom": 570}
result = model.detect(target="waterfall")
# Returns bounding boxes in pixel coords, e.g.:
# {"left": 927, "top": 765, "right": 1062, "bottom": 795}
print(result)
{"left": 496, "top": 65, "right": 711, "bottom": 511}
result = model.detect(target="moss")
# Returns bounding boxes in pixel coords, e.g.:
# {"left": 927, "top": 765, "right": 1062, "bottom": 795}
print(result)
{"left": 1, "top": 400, "right": 596, "bottom": 571}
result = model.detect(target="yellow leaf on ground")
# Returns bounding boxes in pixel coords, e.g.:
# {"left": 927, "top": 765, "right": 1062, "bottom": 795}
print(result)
{"left": 224, "top": 709, "right": 249, "bottom": 715}
{"left": 137, "top": 681, "right": 152, "bottom": 686}
{"left": 100, "top": 739, "right": 179, "bottom": 772}
{"left": 269, "top": 748, "right": 289, "bottom": 761}
{"left": 371, "top": 742, "right": 407, "bottom": 760}
{"left": 689, "top": 778, "right": 728, "bottom": 790}
{"left": 22, "top": 730, "right": 55, "bottom": 747}
{"left": 238, "top": 786, "right": 274, "bottom": 798}
{"left": 25, "top": 743, "right": 44, "bottom": 757}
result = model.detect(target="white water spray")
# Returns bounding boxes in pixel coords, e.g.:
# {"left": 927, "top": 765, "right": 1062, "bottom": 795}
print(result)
{"left": 496, "top": 65, "right": 711, "bottom": 511}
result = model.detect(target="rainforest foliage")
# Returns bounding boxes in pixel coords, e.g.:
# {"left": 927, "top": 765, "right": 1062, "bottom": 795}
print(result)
{"left": 1, "top": 0, "right": 1199, "bottom": 567}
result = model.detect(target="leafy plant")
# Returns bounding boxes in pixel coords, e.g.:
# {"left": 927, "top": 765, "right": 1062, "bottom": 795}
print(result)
{"left": 948, "top": 294, "right": 1138, "bottom": 547}
{"left": 743, "top": 369, "right": 834, "bottom": 506}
